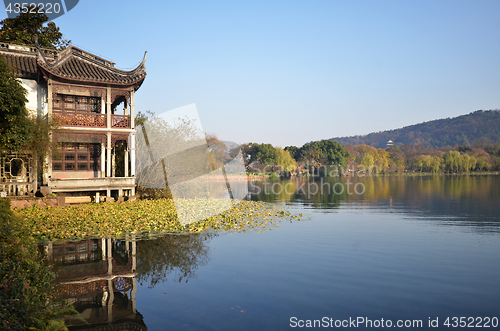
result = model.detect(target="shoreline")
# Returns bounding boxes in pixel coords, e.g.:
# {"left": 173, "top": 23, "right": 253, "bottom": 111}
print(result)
{"left": 7, "top": 171, "right": 498, "bottom": 210}
{"left": 248, "top": 171, "right": 500, "bottom": 180}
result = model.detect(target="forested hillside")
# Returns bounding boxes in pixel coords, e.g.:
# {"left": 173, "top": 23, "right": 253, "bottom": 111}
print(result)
{"left": 330, "top": 110, "right": 500, "bottom": 148}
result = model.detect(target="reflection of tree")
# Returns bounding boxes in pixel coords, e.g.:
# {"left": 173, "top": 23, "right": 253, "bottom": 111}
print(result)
{"left": 250, "top": 178, "right": 348, "bottom": 208}
{"left": 251, "top": 176, "right": 500, "bottom": 232}
{"left": 135, "top": 233, "right": 216, "bottom": 288}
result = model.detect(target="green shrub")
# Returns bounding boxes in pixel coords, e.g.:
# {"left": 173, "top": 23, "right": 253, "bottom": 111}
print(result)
{"left": 0, "top": 198, "right": 69, "bottom": 330}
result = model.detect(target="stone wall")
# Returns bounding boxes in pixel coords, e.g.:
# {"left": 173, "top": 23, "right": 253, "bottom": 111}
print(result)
{"left": 8, "top": 195, "right": 136, "bottom": 210}
{"left": 9, "top": 197, "right": 60, "bottom": 210}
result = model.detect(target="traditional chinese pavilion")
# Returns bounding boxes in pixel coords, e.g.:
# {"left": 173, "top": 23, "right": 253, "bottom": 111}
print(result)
{"left": 0, "top": 41, "right": 146, "bottom": 200}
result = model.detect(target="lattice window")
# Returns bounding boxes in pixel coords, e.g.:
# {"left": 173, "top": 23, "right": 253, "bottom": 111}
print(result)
{"left": 52, "top": 143, "right": 101, "bottom": 172}
{"left": 1, "top": 153, "right": 32, "bottom": 181}
{"left": 53, "top": 94, "right": 101, "bottom": 114}
{"left": 53, "top": 94, "right": 106, "bottom": 128}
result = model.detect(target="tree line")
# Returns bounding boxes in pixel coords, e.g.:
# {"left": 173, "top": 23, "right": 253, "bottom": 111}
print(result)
{"left": 348, "top": 143, "right": 500, "bottom": 174}
{"left": 241, "top": 140, "right": 350, "bottom": 175}
{"left": 240, "top": 140, "right": 500, "bottom": 176}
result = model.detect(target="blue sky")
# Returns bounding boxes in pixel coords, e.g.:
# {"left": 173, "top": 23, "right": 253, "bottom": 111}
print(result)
{"left": 2, "top": 1, "right": 500, "bottom": 147}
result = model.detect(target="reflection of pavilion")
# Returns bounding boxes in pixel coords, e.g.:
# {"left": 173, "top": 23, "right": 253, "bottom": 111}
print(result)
{"left": 44, "top": 237, "right": 146, "bottom": 330}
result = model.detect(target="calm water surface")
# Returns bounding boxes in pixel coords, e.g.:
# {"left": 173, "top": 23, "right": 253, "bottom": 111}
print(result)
{"left": 48, "top": 176, "right": 500, "bottom": 330}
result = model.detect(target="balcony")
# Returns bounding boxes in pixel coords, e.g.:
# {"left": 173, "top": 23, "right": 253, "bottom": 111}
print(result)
{"left": 112, "top": 115, "right": 130, "bottom": 128}
{"left": 54, "top": 112, "right": 106, "bottom": 128}
{"left": 53, "top": 113, "right": 131, "bottom": 129}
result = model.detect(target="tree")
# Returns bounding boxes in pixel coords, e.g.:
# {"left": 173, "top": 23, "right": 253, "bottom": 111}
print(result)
{"left": 360, "top": 153, "right": 375, "bottom": 170}
{"left": 475, "top": 156, "right": 491, "bottom": 171}
{"left": 206, "top": 134, "right": 228, "bottom": 168}
{"left": 443, "top": 151, "right": 461, "bottom": 173}
{"left": 0, "top": 54, "right": 56, "bottom": 176}
{"left": 411, "top": 155, "right": 424, "bottom": 172}
{"left": 386, "top": 146, "right": 405, "bottom": 171}
{"left": 239, "top": 143, "right": 254, "bottom": 165}
{"left": 0, "top": 6, "right": 70, "bottom": 49}
{"left": 0, "top": 199, "right": 76, "bottom": 329}
{"left": 301, "top": 140, "right": 349, "bottom": 168}
{"left": 460, "top": 154, "right": 476, "bottom": 173}
{"left": 274, "top": 147, "right": 296, "bottom": 173}
{"left": 375, "top": 149, "right": 390, "bottom": 171}
{"left": 255, "top": 143, "right": 279, "bottom": 166}
{"left": 284, "top": 145, "right": 300, "bottom": 160}
{"left": 400, "top": 144, "right": 418, "bottom": 164}
{"left": 471, "top": 137, "right": 494, "bottom": 149}
{"left": 430, "top": 156, "right": 442, "bottom": 173}
{"left": 243, "top": 143, "right": 280, "bottom": 166}
{"left": 485, "top": 145, "right": 500, "bottom": 157}
{"left": 458, "top": 145, "right": 473, "bottom": 153}
{"left": 0, "top": 55, "right": 31, "bottom": 151}
{"left": 300, "top": 147, "right": 321, "bottom": 165}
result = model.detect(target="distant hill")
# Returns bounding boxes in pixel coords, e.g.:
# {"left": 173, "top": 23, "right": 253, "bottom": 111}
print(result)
{"left": 330, "top": 110, "right": 500, "bottom": 148}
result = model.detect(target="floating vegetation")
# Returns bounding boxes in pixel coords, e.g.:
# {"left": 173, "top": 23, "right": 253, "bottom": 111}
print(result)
{"left": 15, "top": 199, "right": 304, "bottom": 242}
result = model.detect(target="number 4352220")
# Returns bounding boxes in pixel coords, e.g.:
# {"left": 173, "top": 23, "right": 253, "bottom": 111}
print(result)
{"left": 5, "top": 3, "right": 62, "bottom": 14}
{"left": 444, "top": 317, "right": 498, "bottom": 328}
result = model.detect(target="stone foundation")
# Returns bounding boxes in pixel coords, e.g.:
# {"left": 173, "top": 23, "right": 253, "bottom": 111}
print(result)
{"left": 10, "top": 197, "right": 59, "bottom": 210}
{"left": 8, "top": 194, "right": 137, "bottom": 210}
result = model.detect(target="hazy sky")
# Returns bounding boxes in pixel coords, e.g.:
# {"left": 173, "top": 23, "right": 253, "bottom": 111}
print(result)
{"left": 2, "top": 1, "right": 500, "bottom": 147}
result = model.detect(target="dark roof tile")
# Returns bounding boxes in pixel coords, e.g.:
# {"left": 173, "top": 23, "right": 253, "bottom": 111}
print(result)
{"left": 0, "top": 52, "right": 37, "bottom": 79}
{"left": 40, "top": 47, "right": 146, "bottom": 85}
{"left": 1, "top": 43, "right": 146, "bottom": 86}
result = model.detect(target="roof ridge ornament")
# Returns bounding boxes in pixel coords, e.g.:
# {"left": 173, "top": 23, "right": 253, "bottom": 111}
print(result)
{"left": 34, "top": 35, "right": 49, "bottom": 67}
{"left": 35, "top": 45, "right": 147, "bottom": 86}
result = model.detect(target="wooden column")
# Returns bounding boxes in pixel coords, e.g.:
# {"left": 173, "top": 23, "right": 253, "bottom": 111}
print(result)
{"left": 106, "top": 87, "right": 112, "bottom": 178}
{"left": 101, "top": 143, "right": 105, "bottom": 177}
{"left": 106, "top": 133, "right": 111, "bottom": 178}
{"left": 111, "top": 146, "right": 116, "bottom": 177}
{"left": 101, "top": 95, "right": 105, "bottom": 114}
{"left": 124, "top": 146, "right": 129, "bottom": 177}
{"left": 130, "top": 89, "right": 136, "bottom": 178}
{"left": 130, "top": 133, "right": 136, "bottom": 178}
{"left": 106, "top": 86, "right": 111, "bottom": 129}
{"left": 45, "top": 79, "right": 53, "bottom": 185}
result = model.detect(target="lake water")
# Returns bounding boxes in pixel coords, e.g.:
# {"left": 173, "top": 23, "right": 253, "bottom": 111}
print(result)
{"left": 46, "top": 175, "right": 500, "bottom": 330}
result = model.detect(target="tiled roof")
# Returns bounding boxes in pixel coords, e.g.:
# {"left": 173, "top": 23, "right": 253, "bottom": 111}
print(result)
{"left": 38, "top": 46, "right": 146, "bottom": 85}
{"left": 0, "top": 51, "right": 38, "bottom": 79}
{"left": 0, "top": 42, "right": 146, "bottom": 86}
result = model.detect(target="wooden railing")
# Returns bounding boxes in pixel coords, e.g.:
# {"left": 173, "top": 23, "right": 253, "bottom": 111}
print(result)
{"left": 53, "top": 113, "right": 132, "bottom": 129}
{"left": 53, "top": 112, "right": 106, "bottom": 128}
{"left": 112, "top": 115, "right": 130, "bottom": 128}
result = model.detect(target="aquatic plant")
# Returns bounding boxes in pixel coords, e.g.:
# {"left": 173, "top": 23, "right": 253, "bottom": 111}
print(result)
{"left": 15, "top": 199, "right": 304, "bottom": 241}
